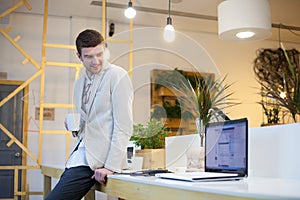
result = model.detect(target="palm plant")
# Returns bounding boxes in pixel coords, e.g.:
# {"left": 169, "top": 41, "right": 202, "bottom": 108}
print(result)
{"left": 281, "top": 44, "right": 300, "bottom": 122}
{"left": 161, "top": 71, "right": 239, "bottom": 146}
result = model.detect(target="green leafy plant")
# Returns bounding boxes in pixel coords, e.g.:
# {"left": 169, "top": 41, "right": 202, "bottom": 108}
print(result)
{"left": 163, "top": 73, "right": 239, "bottom": 145}
{"left": 281, "top": 44, "right": 300, "bottom": 122}
{"left": 151, "top": 100, "right": 194, "bottom": 121}
{"left": 168, "top": 74, "right": 239, "bottom": 126}
{"left": 152, "top": 69, "right": 200, "bottom": 122}
{"left": 254, "top": 44, "right": 300, "bottom": 123}
{"left": 130, "top": 120, "right": 170, "bottom": 149}
{"left": 261, "top": 102, "right": 280, "bottom": 124}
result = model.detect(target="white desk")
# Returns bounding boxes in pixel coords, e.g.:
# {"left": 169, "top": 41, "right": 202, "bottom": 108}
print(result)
{"left": 166, "top": 123, "right": 300, "bottom": 179}
{"left": 43, "top": 123, "right": 300, "bottom": 199}
{"left": 41, "top": 165, "right": 300, "bottom": 200}
{"left": 105, "top": 175, "right": 300, "bottom": 200}
{"left": 249, "top": 123, "right": 300, "bottom": 179}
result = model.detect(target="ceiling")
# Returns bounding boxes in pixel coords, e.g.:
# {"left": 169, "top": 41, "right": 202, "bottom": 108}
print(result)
{"left": 8, "top": 0, "right": 300, "bottom": 44}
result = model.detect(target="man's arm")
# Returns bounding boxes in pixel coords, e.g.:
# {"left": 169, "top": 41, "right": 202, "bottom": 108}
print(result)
{"left": 104, "top": 67, "right": 134, "bottom": 172}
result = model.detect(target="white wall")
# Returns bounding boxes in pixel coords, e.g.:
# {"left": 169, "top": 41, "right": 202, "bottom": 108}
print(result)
{"left": 0, "top": 12, "right": 300, "bottom": 199}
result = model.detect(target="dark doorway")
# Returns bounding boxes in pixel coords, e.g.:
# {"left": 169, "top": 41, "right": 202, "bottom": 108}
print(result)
{"left": 0, "top": 80, "right": 28, "bottom": 199}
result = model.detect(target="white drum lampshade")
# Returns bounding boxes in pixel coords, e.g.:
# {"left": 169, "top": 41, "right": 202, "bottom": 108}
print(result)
{"left": 218, "top": 0, "right": 272, "bottom": 41}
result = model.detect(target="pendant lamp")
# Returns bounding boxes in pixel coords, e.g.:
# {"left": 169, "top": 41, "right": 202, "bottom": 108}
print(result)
{"left": 164, "top": 0, "right": 175, "bottom": 42}
{"left": 124, "top": 0, "right": 136, "bottom": 19}
{"left": 218, "top": 0, "right": 272, "bottom": 41}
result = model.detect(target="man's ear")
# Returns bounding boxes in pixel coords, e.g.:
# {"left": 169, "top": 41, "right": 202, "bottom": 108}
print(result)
{"left": 76, "top": 52, "right": 82, "bottom": 60}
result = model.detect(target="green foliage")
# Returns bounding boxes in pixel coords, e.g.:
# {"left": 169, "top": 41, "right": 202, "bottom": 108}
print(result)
{"left": 152, "top": 69, "right": 198, "bottom": 121}
{"left": 166, "top": 74, "right": 239, "bottom": 126}
{"left": 262, "top": 103, "right": 280, "bottom": 124}
{"left": 151, "top": 100, "right": 193, "bottom": 120}
{"left": 162, "top": 100, "right": 181, "bottom": 119}
{"left": 282, "top": 45, "right": 300, "bottom": 122}
{"left": 254, "top": 45, "right": 300, "bottom": 122}
{"left": 130, "top": 120, "right": 170, "bottom": 149}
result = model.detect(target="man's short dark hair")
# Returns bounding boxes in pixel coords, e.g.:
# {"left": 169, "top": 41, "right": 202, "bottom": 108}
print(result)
{"left": 76, "top": 29, "right": 104, "bottom": 56}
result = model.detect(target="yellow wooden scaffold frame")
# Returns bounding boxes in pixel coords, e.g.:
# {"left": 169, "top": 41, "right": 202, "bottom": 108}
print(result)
{"left": 0, "top": 0, "right": 133, "bottom": 199}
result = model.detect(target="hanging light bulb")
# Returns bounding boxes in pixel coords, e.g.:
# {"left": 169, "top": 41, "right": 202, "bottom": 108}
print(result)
{"left": 164, "top": 17, "right": 175, "bottom": 42}
{"left": 164, "top": 0, "right": 175, "bottom": 42}
{"left": 124, "top": 1, "right": 136, "bottom": 19}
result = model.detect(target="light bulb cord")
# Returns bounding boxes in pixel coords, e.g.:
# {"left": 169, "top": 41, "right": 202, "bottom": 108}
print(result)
{"left": 168, "top": 0, "right": 171, "bottom": 18}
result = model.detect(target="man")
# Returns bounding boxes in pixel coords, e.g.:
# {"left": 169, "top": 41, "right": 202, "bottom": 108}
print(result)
{"left": 46, "top": 29, "right": 133, "bottom": 200}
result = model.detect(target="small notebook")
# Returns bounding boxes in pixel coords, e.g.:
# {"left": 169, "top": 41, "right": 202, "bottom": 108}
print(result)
{"left": 156, "top": 118, "right": 248, "bottom": 182}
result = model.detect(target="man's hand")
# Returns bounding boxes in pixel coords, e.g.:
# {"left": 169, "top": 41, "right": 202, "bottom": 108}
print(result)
{"left": 92, "top": 168, "right": 114, "bottom": 185}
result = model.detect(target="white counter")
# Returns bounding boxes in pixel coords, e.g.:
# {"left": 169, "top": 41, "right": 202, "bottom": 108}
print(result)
{"left": 109, "top": 174, "right": 300, "bottom": 200}
{"left": 166, "top": 123, "right": 300, "bottom": 180}
{"left": 249, "top": 123, "right": 300, "bottom": 179}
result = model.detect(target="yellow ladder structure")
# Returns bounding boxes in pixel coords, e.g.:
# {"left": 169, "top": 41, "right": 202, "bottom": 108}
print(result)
{"left": 0, "top": 0, "right": 133, "bottom": 199}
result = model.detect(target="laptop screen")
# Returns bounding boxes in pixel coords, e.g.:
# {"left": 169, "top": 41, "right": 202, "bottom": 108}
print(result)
{"left": 205, "top": 118, "right": 248, "bottom": 176}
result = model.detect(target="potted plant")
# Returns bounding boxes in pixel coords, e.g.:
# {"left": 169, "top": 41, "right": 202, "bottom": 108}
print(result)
{"left": 152, "top": 69, "right": 217, "bottom": 135}
{"left": 159, "top": 73, "right": 238, "bottom": 170}
{"left": 130, "top": 120, "right": 171, "bottom": 169}
{"left": 167, "top": 74, "right": 239, "bottom": 146}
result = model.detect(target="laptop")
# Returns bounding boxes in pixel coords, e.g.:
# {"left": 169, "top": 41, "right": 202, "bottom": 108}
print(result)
{"left": 156, "top": 118, "right": 248, "bottom": 182}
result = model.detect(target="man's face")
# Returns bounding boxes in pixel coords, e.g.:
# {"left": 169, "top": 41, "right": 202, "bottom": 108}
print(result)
{"left": 77, "top": 44, "right": 105, "bottom": 77}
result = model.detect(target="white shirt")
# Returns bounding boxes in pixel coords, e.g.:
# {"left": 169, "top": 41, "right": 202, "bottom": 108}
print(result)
{"left": 66, "top": 73, "right": 95, "bottom": 169}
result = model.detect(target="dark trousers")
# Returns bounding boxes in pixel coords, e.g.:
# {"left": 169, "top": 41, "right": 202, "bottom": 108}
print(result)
{"left": 45, "top": 166, "right": 96, "bottom": 200}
